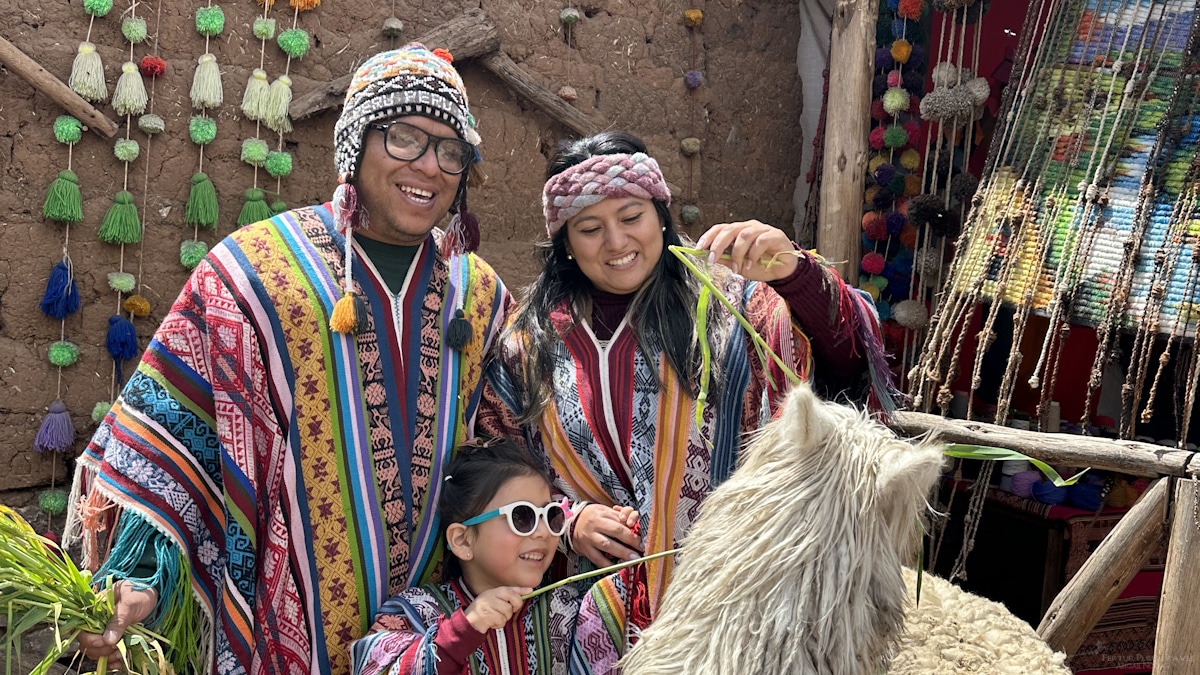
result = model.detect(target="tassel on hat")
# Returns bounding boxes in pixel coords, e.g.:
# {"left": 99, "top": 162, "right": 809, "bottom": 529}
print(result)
{"left": 185, "top": 172, "right": 219, "bottom": 228}
{"left": 69, "top": 42, "right": 107, "bottom": 102}
{"left": 329, "top": 181, "right": 368, "bottom": 334}
{"left": 43, "top": 170, "right": 84, "bottom": 223}
{"left": 241, "top": 68, "right": 271, "bottom": 121}
{"left": 34, "top": 400, "right": 76, "bottom": 453}
{"left": 40, "top": 259, "right": 81, "bottom": 319}
{"left": 438, "top": 182, "right": 480, "bottom": 258}
{"left": 98, "top": 191, "right": 142, "bottom": 244}
{"left": 264, "top": 75, "right": 293, "bottom": 134}
{"left": 112, "top": 61, "right": 148, "bottom": 116}
{"left": 106, "top": 315, "right": 139, "bottom": 384}
{"left": 191, "top": 53, "right": 223, "bottom": 109}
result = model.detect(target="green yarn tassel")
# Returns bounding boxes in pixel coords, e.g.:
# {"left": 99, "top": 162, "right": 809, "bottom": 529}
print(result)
{"left": 238, "top": 188, "right": 272, "bottom": 226}
{"left": 241, "top": 138, "right": 270, "bottom": 166}
{"left": 69, "top": 41, "right": 107, "bottom": 102}
{"left": 98, "top": 191, "right": 142, "bottom": 244}
{"left": 112, "top": 61, "right": 148, "bottom": 116}
{"left": 265, "top": 151, "right": 292, "bottom": 178}
{"left": 264, "top": 75, "right": 293, "bottom": 134}
{"left": 180, "top": 239, "right": 209, "bottom": 269}
{"left": 53, "top": 116, "right": 83, "bottom": 145}
{"left": 189, "top": 115, "right": 218, "bottom": 145}
{"left": 241, "top": 68, "right": 271, "bottom": 122}
{"left": 184, "top": 173, "right": 219, "bottom": 229}
{"left": 48, "top": 340, "right": 80, "bottom": 367}
{"left": 43, "top": 170, "right": 83, "bottom": 223}
{"left": 190, "top": 53, "right": 223, "bottom": 109}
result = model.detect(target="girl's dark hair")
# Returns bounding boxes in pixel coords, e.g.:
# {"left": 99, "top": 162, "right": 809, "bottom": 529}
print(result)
{"left": 439, "top": 438, "right": 552, "bottom": 580}
{"left": 503, "top": 131, "right": 708, "bottom": 423}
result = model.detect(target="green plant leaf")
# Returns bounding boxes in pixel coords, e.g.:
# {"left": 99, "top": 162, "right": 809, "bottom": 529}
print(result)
{"left": 943, "top": 444, "right": 1089, "bottom": 486}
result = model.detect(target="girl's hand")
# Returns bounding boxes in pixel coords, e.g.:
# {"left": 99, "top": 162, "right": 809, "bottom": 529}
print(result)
{"left": 695, "top": 220, "right": 799, "bottom": 282}
{"left": 76, "top": 580, "right": 157, "bottom": 662}
{"left": 572, "top": 504, "right": 642, "bottom": 567}
{"left": 464, "top": 586, "right": 530, "bottom": 633}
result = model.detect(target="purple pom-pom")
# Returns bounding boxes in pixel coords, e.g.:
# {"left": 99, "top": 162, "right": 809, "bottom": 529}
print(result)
{"left": 886, "top": 212, "right": 907, "bottom": 235}
{"left": 34, "top": 400, "right": 76, "bottom": 453}
{"left": 908, "top": 43, "right": 926, "bottom": 70}
{"left": 874, "top": 163, "right": 896, "bottom": 187}
{"left": 873, "top": 73, "right": 888, "bottom": 99}
{"left": 876, "top": 47, "right": 895, "bottom": 73}
{"left": 903, "top": 69, "right": 925, "bottom": 96}
{"left": 685, "top": 70, "right": 703, "bottom": 90}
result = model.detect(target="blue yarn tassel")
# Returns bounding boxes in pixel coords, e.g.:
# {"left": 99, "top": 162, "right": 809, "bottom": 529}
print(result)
{"left": 106, "top": 315, "right": 139, "bottom": 383}
{"left": 40, "top": 260, "right": 80, "bottom": 319}
{"left": 33, "top": 400, "right": 76, "bottom": 453}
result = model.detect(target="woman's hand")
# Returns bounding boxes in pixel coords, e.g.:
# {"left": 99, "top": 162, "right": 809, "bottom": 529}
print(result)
{"left": 571, "top": 504, "right": 641, "bottom": 567}
{"left": 464, "top": 586, "right": 529, "bottom": 633}
{"left": 76, "top": 580, "right": 157, "bottom": 663}
{"left": 695, "top": 220, "right": 799, "bottom": 282}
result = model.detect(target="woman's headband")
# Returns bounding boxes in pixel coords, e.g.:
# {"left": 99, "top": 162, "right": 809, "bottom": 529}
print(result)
{"left": 542, "top": 152, "right": 671, "bottom": 238}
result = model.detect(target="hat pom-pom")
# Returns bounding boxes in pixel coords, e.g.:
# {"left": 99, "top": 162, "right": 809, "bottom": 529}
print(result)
{"left": 446, "top": 309, "right": 473, "bottom": 350}
{"left": 330, "top": 292, "right": 365, "bottom": 333}
{"left": 432, "top": 48, "right": 453, "bottom": 63}
{"left": 332, "top": 181, "right": 361, "bottom": 233}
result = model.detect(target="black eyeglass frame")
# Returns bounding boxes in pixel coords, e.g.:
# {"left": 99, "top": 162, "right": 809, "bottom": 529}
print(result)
{"left": 368, "top": 121, "right": 474, "bottom": 175}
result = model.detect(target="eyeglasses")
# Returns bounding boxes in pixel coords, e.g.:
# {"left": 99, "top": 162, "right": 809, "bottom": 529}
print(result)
{"left": 461, "top": 500, "right": 568, "bottom": 537}
{"left": 368, "top": 121, "right": 474, "bottom": 175}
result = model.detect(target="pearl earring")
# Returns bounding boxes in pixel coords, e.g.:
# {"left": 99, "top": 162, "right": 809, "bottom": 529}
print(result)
{"left": 661, "top": 226, "right": 666, "bottom": 232}
{"left": 567, "top": 253, "right": 574, "bottom": 260}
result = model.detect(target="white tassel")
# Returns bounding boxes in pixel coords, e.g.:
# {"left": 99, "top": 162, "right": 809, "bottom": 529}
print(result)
{"left": 190, "top": 53, "right": 223, "bottom": 109}
{"left": 112, "top": 61, "right": 148, "bottom": 116}
{"left": 241, "top": 68, "right": 271, "bottom": 121}
{"left": 263, "top": 74, "right": 293, "bottom": 134}
{"left": 69, "top": 41, "right": 107, "bottom": 102}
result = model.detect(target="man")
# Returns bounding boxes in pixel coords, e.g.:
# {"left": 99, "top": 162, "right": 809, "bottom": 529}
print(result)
{"left": 69, "top": 44, "right": 509, "bottom": 675}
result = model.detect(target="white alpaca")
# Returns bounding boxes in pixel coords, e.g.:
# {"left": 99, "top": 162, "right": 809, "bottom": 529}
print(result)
{"left": 622, "top": 383, "right": 946, "bottom": 675}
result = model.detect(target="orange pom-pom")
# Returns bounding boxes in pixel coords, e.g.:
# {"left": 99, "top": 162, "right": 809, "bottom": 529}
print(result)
{"left": 899, "top": 224, "right": 919, "bottom": 249}
{"left": 897, "top": 0, "right": 924, "bottom": 20}
{"left": 905, "top": 174, "right": 922, "bottom": 196}
{"left": 890, "top": 39, "right": 912, "bottom": 64}
{"left": 432, "top": 48, "right": 454, "bottom": 63}
{"left": 330, "top": 293, "right": 358, "bottom": 333}
{"left": 289, "top": 0, "right": 320, "bottom": 9}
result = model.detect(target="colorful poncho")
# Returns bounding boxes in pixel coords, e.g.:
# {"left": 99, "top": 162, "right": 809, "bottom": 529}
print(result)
{"left": 65, "top": 204, "right": 509, "bottom": 675}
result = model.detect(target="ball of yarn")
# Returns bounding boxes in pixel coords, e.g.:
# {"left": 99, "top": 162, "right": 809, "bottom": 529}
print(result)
{"left": 189, "top": 115, "right": 217, "bottom": 145}
{"left": 560, "top": 7, "right": 581, "bottom": 25}
{"left": 931, "top": 208, "right": 961, "bottom": 238}
{"left": 885, "top": 212, "right": 906, "bottom": 235}
{"left": 1068, "top": 481, "right": 1105, "bottom": 511}
{"left": 862, "top": 252, "right": 886, "bottom": 275}
{"left": 907, "top": 43, "right": 927, "bottom": 70}
{"left": 890, "top": 39, "right": 912, "bottom": 64}
{"left": 91, "top": 401, "right": 112, "bottom": 423}
{"left": 904, "top": 174, "right": 922, "bottom": 197}
{"left": 917, "top": 247, "right": 942, "bottom": 277}
{"left": 53, "top": 116, "right": 83, "bottom": 145}
{"left": 680, "top": 204, "right": 701, "bottom": 225}
{"left": 107, "top": 271, "right": 137, "bottom": 293}
{"left": 858, "top": 282, "right": 880, "bottom": 301}
{"left": 683, "top": 9, "right": 704, "bottom": 27}
{"left": 887, "top": 70, "right": 902, "bottom": 88}
{"left": 869, "top": 126, "right": 886, "bottom": 150}
{"left": 883, "top": 126, "right": 909, "bottom": 148}
{"left": 1030, "top": 479, "right": 1068, "bottom": 505}
{"left": 921, "top": 87, "right": 974, "bottom": 121}
{"left": 122, "top": 17, "right": 148, "bottom": 43}
{"left": 863, "top": 215, "right": 888, "bottom": 241}
{"left": 138, "top": 113, "right": 165, "bottom": 135}
{"left": 886, "top": 0, "right": 901, "bottom": 10}
{"left": 950, "top": 173, "right": 979, "bottom": 204}
{"left": 907, "top": 193, "right": 942, "bottom": 227}
{"left": 48, "top": 340, "right": 80, "bottom": 367}
{"left": 931, "top": 62, "right": 959, "bottom": 88}
{"left": 902, "top": 69, "right": 926, "bottom": 97}
{"left": 887, "top": 174, "right": 906, "bottom": 196}
{"left": 84, "top": 0, "right": 113, "bottom": 17}
{"left": 1010, "top": 470, "right": 1041, "bottom": 498}
{"left": 883, "top": 87, "right": 910, "bottom": 116}
{"left": 871, "top": 275, "right": 889, "bottom": 292}
{"left": 180, "top": 239, "right": 209, "bottom": 270}
{"left": 864, "top": 186, "right": 879, "bottom": 206}
{"left": 139, "top": 55, "right": 167, "bottom": 78}
{"left": 254, "top": 17, "right": 278, "bottom": 40}
{"left": 382, "top": 16, "right": 404, "bottom": 37}
{"left": 897, "top": 0, "right": 924, "bottom": 20}
{"left": 271, "top": 200, "right": 288, "bottom": 215}
{"left": 557, "top": 85, "right": 578, "bottom": 102}
{"left": 114, "top": 139, "right": 140, "bottom": 163}
{"left": 872, "top": 73, "right": 888, "bottom": 99}
{"left": 890, "top": 18, "right": 906, "bottom": 39}
{"left": 883, "top": 320, "right": 907, "bottom": 344}
{"left": 875, "top": 47, "right": 895, "bottom": 73}
{"left": 680, "top": 137, "right": 702, "bottom": 156}
{"left": 899, "top": 223, "right": 919, "bottom": 249}
{"left": 871, "top": 99, "right": 889, "bottom": 122}
{"left": 965, "top": 77, "right": 991, "bottom": 106}
{"left": 902, "top": 119, "right": 920, "bottom": 143}
{"left": 265, "top": 151, "right": 293, "bottom": 178}
{"left": 899, "top": 148, "right": 921, "bottom": 171}
{"left": 39, "top": 489, "right": 70, "bottom": 517}
{"left": 892, "top": 299, "right": 928, "bottom": 329}
{"left": 195, "top": 5, "right": 225, "bottom": 37}
{"left": 278, "top": 28, "right": 311, "bottom": 59}
{"left": 872, "top": 187, "right": 895, "bottom": 210}
{"left": 123, "top": 294, "right": 151, "bottom": 317}
{"left": 873, "top": 162, "right": 896, "bottom": 187}
{"left": 685, "top": 70, "right": 703, "bottom": 90}
{"left": 241, "top": 138, "right": 270, "bottom": 166}
{"left": 876, "top": 299, "right": 892, "bottom": 321}
{"left": 868, "top": 154, "right": 888, "bottom": 174}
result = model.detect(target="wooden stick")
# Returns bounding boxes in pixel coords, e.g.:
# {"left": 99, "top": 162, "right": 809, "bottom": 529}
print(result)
{"left": 891, "top": 410, "right": 1200, "bottom": 478}
{"left": 817, "top": 0, "right": 879, "bottom": 285}
{"left": 478, "top": 51, "right": 600, "bottom": 138}
{"left": 1037, "top": 478, "right": 1168, "bottom": 655}
{"left": 1153, "top": 477, "right": 1200, "bottom": 674}
{"left": 0, "top": 36, "right": 120, "bottom": 138}
{"left": 289, "top": 8, "right": 502, "bottom": 121}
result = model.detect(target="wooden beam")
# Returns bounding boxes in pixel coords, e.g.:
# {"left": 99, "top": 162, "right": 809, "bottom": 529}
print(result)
{"left": 817, "top": 0, "right": 878, "bottom": 285}
{"left": 478, "top": 51, "right": 601, "bottom": 139}
{"left": 289, "top": 8, "right": 502, "bottom": 121}
{"left": 891, "top": 411, "right": 1200, "bottom": 478}
{"left": 0, "top": 35, "right": 120, "bottom": 138}
{"left": 1037, "top": 478, "right": 1168, "bottom": 655}
{"left": 1154, "top": 477, "right": 1200, "bottom": 674}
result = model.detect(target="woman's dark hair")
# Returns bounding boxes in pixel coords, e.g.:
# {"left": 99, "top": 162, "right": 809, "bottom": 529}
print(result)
{"left": 503, "top": 131, "right": 711, "bottom": 423}
{"left": 439, "top": 438, "right": 552, "bottom": 580}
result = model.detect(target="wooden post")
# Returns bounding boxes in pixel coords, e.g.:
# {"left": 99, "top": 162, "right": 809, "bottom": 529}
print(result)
{"left": 817, "top": 0, "right": 877, "bottom": 285}
{"left": 478, "top": 51, "right": 600, "bottom": 138}
{"left": 1154, "top": 477, "right": 1200, "bottom": 674}
{"left": 1037, "top": 478, "right": 1168, "bottom": 655}
{"left": 0, "top": 36, "right": 120, "bottom": 138}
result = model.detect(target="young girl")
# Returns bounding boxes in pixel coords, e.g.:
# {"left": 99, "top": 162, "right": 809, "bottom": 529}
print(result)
{"left": 351, "top": 439, "right": 597, "bottom": 675}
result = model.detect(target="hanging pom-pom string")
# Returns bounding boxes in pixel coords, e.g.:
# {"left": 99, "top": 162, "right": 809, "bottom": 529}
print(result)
{"left": 106, "top": 315, "right": 139, "bottom": 384}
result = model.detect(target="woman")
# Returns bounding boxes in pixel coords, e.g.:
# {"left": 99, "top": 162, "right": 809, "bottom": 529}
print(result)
{"left": 477, "top": 131, "right": 894, "bottom": 630}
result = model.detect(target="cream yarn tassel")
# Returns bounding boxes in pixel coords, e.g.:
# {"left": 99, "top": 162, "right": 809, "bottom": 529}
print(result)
{"left": 190, "top": 53, "right": 223, "bottom": 109}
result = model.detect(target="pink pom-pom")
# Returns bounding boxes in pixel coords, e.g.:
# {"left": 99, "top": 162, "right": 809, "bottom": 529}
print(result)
{"left": 887, "top": 70, "right": 902, "bottom": 88}
{"left": 861, "top": 251, "right": 886, "bottom": 275}
{"left": 869, "top": 126, "right": 886, "bottom": 150}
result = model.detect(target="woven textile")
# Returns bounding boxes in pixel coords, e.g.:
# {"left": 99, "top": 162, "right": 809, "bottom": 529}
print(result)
{"left": 66, "top": 204, "right": 508, "bottom": 675}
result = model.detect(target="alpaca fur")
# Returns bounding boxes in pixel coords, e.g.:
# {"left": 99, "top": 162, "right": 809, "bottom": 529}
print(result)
{"left": 892, "top": 568, "right": 1070, "bottom": 674}
{"left": 622, "top": 383, "right": 946, "bottom": 675}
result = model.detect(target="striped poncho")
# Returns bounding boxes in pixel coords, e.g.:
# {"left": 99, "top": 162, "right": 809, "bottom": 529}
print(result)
{"left": 65, "top": 204, "right": 509, "bottom": 675}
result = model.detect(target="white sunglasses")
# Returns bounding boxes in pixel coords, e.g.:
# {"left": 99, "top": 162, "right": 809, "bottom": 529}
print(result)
{"left": 461, "top": 500, "right": 569, "bottom": 537}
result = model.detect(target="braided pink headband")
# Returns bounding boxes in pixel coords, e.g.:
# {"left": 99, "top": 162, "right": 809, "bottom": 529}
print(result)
{"left": 542, "top": 152, "right": 672, "bottom": 237}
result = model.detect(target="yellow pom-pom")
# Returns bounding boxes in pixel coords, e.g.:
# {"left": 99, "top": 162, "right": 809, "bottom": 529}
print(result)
{"left": 868, "top": 154, "right": 888, "bottom": 174}
{"left": 858, "top": 282, "right": 881, "bottom": 301}
{"left": 891, "top": 39, "right": 912, "bottom": 64}
{"left": 864, "top": 185, "right": 879, "bottom": 205}
{"left": 900, "top": 148, "right": 921, "bottom": 171}
{"left": 684, "top": 9, "right": 703, "bottom": 27}
{"left": 330, "top": 293, "right": 358, "bottom": 333}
